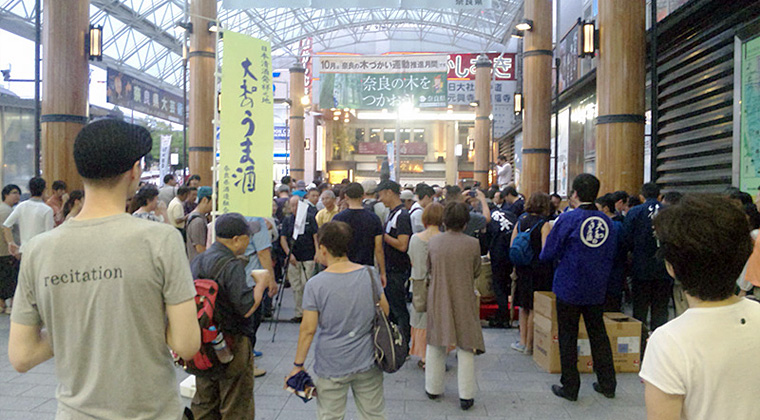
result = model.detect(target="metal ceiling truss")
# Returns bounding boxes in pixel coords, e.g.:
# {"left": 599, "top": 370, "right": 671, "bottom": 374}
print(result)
{"left": 1, "top": 0, "right": 522, "bottom": 92}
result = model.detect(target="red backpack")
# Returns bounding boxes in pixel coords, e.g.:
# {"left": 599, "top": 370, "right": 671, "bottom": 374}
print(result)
{"left": 174, "top": 256, "right": 235, "bottom": 379}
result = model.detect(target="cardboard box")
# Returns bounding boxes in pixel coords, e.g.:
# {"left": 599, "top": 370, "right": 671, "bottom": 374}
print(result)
{"left": 604, "top": 313, "right": 642, "bottom": 373}
{"left": 533, "top": 291, "right": 556, "bottom": 320}
{"left": 532, "top": 313, "right": 591, "bottom": 374}
{"left": 532, "top": 304, "right": 643, "bottom": 374}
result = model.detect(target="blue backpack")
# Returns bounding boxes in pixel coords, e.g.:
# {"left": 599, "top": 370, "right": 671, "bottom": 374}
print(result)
{"left": 509, "top": 219, "right": 544, "bottom": 266}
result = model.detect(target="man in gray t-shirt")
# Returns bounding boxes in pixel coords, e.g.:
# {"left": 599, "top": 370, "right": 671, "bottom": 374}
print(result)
{"left": 186, "top": 186, "right": 213, "bottom": 262}
{"left": 8, "top": 120, "right": 200, "bottom": 420}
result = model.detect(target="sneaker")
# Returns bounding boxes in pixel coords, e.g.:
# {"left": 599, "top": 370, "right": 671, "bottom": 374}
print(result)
{"left": 254, "top": 366, "right": 267, "bottom": 377}
{"left": 510, "top": 341, "right": 526, "bottom": 353}
{"left": 253, "top": 350, "right": 263, "bottom": 358}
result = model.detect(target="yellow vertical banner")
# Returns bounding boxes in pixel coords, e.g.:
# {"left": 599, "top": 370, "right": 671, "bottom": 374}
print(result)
{"left": 219, "top": 31, "right": 273, "bottom": 217}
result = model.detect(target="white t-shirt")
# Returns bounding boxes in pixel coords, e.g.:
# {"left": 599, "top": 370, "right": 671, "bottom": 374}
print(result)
{"left": 167, "top": 196, "right": 186, "bottom": 228}
{"left": 2, "top": 197, "right": 54, "bottom": 245}
{"left": 496, "top": 163, "right": 512, "bottom": 187}
{"left": 410, "top": 202, "right": 425, "bottom": 234}
{"left": 640, "top": 298, "right": 760, "bottom": 420}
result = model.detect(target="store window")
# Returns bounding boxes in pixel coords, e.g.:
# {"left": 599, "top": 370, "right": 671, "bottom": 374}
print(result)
{"left": 355, "top": 128, "right": 366, "bottom": 143}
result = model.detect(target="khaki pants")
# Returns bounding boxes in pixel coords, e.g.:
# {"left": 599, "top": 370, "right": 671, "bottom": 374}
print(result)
{"left": 288, "top": 260, "right": 315, "bottom": 317}
{"left": 315, "top": 367, "right": 385, "bottom": 420}
{"left": 673, "top": 280, "right": 689, "bottom": 317}
{"left": 192, "top": 336, "right": 255, "bottom": 420}
{"left": 425, "top": 346, "right": 476, "bottom": 400}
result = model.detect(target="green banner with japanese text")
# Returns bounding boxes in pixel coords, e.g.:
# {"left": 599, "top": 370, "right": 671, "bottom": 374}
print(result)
{"left": 320, "top": 72, "right": 448, "bottom": 109}
{"left": 219, "top": 31, "right": 273, "bottom": 217}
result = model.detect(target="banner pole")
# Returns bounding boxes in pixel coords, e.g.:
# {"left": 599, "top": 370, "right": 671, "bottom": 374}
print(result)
{"left": 211, "top": 27, "right": 222, "bottom": 238}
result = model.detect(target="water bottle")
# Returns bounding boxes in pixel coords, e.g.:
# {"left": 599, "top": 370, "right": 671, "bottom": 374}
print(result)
{"left": 209, "top": 326, "right": 234, "bottom": 364}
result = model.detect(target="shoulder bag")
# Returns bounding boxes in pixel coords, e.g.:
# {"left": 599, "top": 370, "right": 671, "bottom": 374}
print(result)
{"left": 367, "top": 267, "right": 408, "bottom": 373}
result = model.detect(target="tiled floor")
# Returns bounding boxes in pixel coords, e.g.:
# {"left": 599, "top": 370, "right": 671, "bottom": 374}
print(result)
{"left": 0, "top": 288, "right": 646, "bottom": 420}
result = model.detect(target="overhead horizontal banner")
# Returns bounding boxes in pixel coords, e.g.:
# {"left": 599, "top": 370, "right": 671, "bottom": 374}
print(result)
{"left": 447, "top": 53, "right": 516, "bottom": 81}
{"left": 320, "top": 72, "right": 447, "bottom": 109}
{"left": 219, "top": 31, "right": 274, "bottom": 218}
{"left": 224, "top": 0, "right": 492, "bottom": 9}
{"left": 106, "top": 68, "right": 184, "bottom": 124}
{"left": 320, "top": 55, "right": 450, "bottom": 74}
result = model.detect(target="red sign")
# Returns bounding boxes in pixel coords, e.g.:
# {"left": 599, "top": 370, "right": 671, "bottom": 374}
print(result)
{"left": 447, "top": 53, "right": 516, "bottom": 81}
{"left": 356, "top": 142, "right": 428, "bottom": 155}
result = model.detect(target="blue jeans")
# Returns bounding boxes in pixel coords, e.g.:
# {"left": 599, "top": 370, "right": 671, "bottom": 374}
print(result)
{"left": 385, "top": 270, "right": 411, "bottom": 345}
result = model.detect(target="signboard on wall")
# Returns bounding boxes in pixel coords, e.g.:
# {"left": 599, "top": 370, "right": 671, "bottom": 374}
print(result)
{"left": 218, "top": 31, "right": 274, "bottom": 218}
{"left": 106, "top": 68, "right": 184, "bottom": 124}
{"left": 447, "top": 53, "right": 516, "bottom": 80}
{"left": 358, "top": 142, "right": 428, "bottom": 155}
{"left": 557, "top": 23, "right": 581, "bottom": 92}
{"left": 740, "top": 35, "right": 760, "bottom": 192}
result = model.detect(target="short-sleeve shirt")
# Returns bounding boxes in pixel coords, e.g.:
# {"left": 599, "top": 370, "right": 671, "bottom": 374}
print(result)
{"left": 280, "top": 213, "right": 318, "bottom": 262}
{"left": 303, "top": 266, "right": 383, "bottom": 379}
{"left": 191, "top": 241, "right": 256, "bottom": 337}
{"left": 333, "top": 208, "right": 383, "bottom": 266}
{"left": 383, "top": 204, "right": 412, "bottom": 273}
{"left": 11, "top": 213, "right": 195, "bottom": 419}
{"left": 186, "top": 212, "right": 208, "bottom": 262}
{"left": 244, "top": 217, "right": 272, "bottom": 281}
{"left": 487, "top": 208, "right": 517, "bottom": 266}
{"left": 639, "top": 299, "right": 760, "bottom": 420}
{"left": 132, "top": 211, "right": 164, "bottom": 223}
{"left": 0, "top": 202, "right": 19, "bottom": 257}
{"left": 409, "top": 202, "right": 425, "bottom": 234}
{"left": 3, "top": 198, "right": 54, "bottom": 245}
{"left": 316, "top": 207, "right": 340, "bottom": 227}
{"left": 167, "top": 197, "right": 186, "bottom": 228}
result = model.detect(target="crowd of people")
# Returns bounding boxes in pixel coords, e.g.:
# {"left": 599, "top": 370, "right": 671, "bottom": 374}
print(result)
{"left": 1, "top": 120, "right": 759, "bottom": 420}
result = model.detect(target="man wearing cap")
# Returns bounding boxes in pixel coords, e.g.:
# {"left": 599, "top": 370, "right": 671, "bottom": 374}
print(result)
{"left": 362, "top": 179, "right": 389, "bottom": 224}
{"left": 8, "top": 119, "right": 201, "bottom": 419}
{"left": 400, "top": 189, "right": 415, "bottom": 211}
{"left": 377, "top": 180, "right": 413, "bottom": 344}
{"left": 186, "top": 186, "right": 213, "bottom": 262}
{"left": 293, "top": 180, "right": 307, "bottom": 198}
{"left": 191, "top": 213, "right": 273, "bottom": 419}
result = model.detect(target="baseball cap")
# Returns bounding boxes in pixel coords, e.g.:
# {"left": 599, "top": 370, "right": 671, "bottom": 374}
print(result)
{"left": 361, "top": 180, "right": 378, "bottom": 194}
{"left": 215, "top": 213, "right": 251, "bottom": 239}
{"left": 296, "top": 180, "right": 306, "bottom": 189}
{"left": 277, "top": 184, "right": 291, "bottom": 193}
{"left": 376, "top": 180, "right": 401, "bottom": 195}
{"left": 400, "top": 190, "right": 415, "bottom": 201}
{"left": 197, "top": 186, "right": 213, "bottom": 202}
{"left": 74, "top": 119, "right": 153, "bottom": 179}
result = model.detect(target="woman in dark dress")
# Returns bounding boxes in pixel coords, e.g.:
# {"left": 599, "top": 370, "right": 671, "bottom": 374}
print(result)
{"left": 509, "top": 192, "right": 554, "bottom": 354}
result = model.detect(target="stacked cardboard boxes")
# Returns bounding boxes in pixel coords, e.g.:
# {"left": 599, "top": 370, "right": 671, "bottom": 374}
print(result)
{"left": 532, "top": 292, "right": 642, "bottom": 374}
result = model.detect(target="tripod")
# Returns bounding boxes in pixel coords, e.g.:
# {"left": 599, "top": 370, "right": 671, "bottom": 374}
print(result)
{"left": 268, "top": 235, "right": 293, "bottom": 343}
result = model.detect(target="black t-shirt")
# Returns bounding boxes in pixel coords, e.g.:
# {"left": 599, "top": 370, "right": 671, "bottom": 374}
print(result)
{"left": 333, "top": 208, "right": 383, "bottom": 266}
{"left": 487, "top": 208, "right": 518, "bottom": 266}
{"left": 517, "top": 213, "right": 547, "bottom": 264}
{"left": 383, "top": 204, "right": 412, "bottom": 273}
{"left": 280, "top": 213, "right": 318, "bottom": 261}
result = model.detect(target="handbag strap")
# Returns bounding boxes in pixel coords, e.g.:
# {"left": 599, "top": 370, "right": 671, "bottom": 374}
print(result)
{"left": 366, "top": 266, "right": 380, "bottom": 305}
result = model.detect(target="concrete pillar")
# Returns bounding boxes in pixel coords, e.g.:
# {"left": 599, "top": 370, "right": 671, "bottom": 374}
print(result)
{"left": 188, "top": 0, "right": 216, "bottom": 185}
{"left": 521, "top": 0, "right": 553, "bottom": 197}
{"left": 446, "top": 122, "right": 458, "bottom": 185}
{"left": 41, "top": 0, "right": 89, "bottom": 190}
{"left": 596, "top": 0, "right": 646, "bottom": 194}
{"left": 474, "top": 54, "right": 492, "bottom": 187}
{"left": 289, "top": 63, "right": 306, "bottom": 180}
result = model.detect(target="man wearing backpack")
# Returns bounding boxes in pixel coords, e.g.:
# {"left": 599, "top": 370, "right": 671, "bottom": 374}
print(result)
{"left": 190, "top": 213, "right": 273, "bottom": 419}
{"left": 186, "top": 186, "right": 213, "bottom": 261}
{"left": 541, "top": 174, "right": 618, "bottom": 401}
{"left": 8, "top": 119, "right": 200, "bottom": 419}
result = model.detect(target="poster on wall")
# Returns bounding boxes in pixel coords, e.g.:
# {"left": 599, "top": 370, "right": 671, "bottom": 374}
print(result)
{"left": 218, "top": 31, "right": 274, "bottom": 218}
{"left": 740, "top": 36, "right": 760, "bottom": 193}
{"left": 106, "top": 68, "right": 184, "bottom": 124}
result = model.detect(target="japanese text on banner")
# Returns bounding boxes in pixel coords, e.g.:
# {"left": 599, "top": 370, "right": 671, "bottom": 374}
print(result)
{"left": 219, "top": 31, "right": 274, "bottom": 218}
